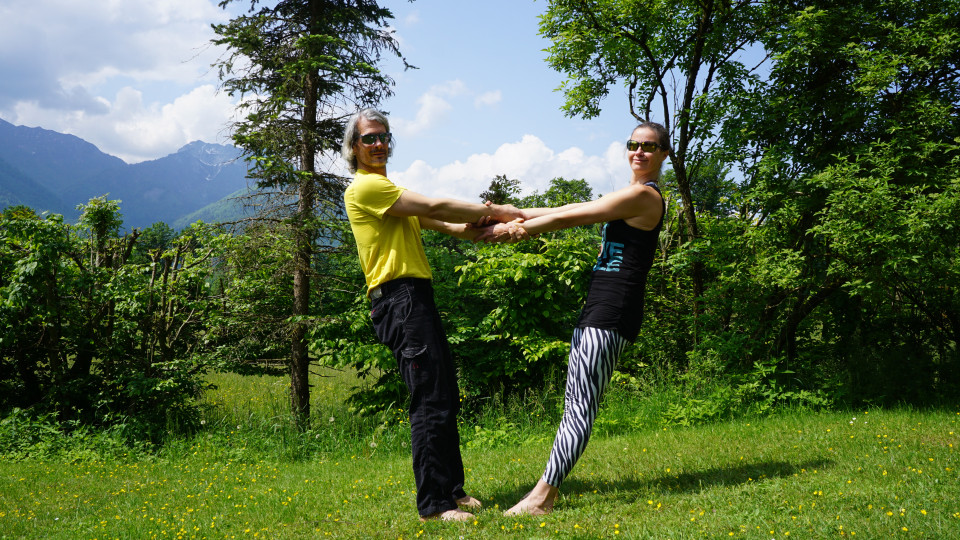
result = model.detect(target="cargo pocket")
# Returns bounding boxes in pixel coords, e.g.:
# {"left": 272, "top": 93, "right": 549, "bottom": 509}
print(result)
{"left": 370, "top": 289, "right": 413, "bottom": 354}
{"left": 398, "top": 344, "right": 431, "bottom": 390}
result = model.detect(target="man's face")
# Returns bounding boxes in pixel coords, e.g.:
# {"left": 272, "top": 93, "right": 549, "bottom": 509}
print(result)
{"left": 353, "top": 117, "right": 390, "bottom": 173}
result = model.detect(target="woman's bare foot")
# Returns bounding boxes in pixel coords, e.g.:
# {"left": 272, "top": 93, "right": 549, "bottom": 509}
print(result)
{"left": 420, "top": 508, "right": 474, "bottom": 522}
{"left": 504, "top": 480, "right": 559, "bottom": 516}
{"left": 456, "top": 495, "right": 482, "bottom": 509}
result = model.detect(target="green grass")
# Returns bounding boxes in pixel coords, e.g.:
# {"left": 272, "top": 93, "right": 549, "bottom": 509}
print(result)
{"left": 1, "top": 369, "right": 958, "bottom": 539}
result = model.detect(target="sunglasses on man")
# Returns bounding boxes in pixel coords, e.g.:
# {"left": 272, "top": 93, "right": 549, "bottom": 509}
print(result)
{"left": 360, "top": 132, "right": 392, "bottom": 145}
{"left": 626, "top": 140, "right": 665, "bottom": 152}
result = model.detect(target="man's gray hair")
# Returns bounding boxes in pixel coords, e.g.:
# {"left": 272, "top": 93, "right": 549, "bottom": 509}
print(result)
{"left": 342, "top": 108, "right": 394, "bottom": 173}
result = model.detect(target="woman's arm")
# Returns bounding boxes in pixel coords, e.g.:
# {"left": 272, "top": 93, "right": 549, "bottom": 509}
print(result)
{"left": 478, "top": 183, "right": 662, "bottom": 242}
{"left": 520, "top": 201, "right": 590, "bottom": 219}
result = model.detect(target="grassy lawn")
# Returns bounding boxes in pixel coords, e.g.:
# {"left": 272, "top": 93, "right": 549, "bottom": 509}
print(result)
{"left": 1, "top": 370, "right": 958, "bottom": 539}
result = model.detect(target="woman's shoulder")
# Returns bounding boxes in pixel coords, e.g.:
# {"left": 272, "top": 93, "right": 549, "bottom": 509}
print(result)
{"left": 624, "top": 181, "right": 663, "bottom": 204}
{"left": 618, "top": 182, "right": 664, "bottom": 231}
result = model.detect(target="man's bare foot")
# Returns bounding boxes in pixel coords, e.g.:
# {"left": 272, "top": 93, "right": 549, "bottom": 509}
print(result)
{"left": 420, "top": 508, "right": 474, "bottom": 522}
{"left": 504, "top": 480, "right": 559, "bottom": 516}
{"left": 456, "top": 495, "right": 482, "bottom": 509}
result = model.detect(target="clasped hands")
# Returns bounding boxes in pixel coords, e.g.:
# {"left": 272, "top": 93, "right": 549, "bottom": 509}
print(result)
{"left": 469, "top": 202, "right": 531, "bottom": 244}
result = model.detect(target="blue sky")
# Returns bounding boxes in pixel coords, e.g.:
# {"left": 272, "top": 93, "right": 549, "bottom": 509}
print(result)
{"left": 381, "top": 0, "right": 631, "bottom": 201}
{"left": 0, "top": 0, "right": 639, "bottom": 203}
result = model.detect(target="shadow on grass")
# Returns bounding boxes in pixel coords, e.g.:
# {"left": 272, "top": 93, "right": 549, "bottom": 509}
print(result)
{"left": 493, "top": 457, "right": 835, "bottom": 511}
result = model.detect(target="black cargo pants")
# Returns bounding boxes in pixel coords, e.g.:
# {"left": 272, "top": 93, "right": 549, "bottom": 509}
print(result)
{"left": 370, "top": 277, "right": 467, "bottom": 517}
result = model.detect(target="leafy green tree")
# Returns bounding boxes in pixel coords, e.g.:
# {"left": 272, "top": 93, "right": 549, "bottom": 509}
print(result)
{"left": 0, "top": 200, "right": 224, "bottom": 439}
{"left": 131, "top": 222, "right": 177, "bottom": 264}
{"left": 0, "top": 206, "right": 75, "bottom": 409}
{"left": 714, "top": 0, "right": 960, "bottom": 402}
{"left": 66, "top": 196, "right": 132, "bottom": 392}
{"left": 455, "top": 230, "right": 597, "bottom": 399}
{"left": 537, "top": 0, "right": 960, "bottom": 406}
{"left": 519, "top": 177, "right": 595, "bottom": 209}
{"left": 456, "top": 176, "right": 601, "bottom": 399}
{"left": 540, "top": 0, "right": 776, "bottom": 310}
{"left": 200, "top": 222, "right": 296, "bottom": 376}
{"left": 479, "top": 174, "right": 522, "bottom": 205}
{"left": 212, "top": 0, "right": 406, "bottom": 428}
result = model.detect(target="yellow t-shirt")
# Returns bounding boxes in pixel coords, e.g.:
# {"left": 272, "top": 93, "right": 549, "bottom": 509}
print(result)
{"left": 344, "top": 169, "right": 432, "bottom": 294}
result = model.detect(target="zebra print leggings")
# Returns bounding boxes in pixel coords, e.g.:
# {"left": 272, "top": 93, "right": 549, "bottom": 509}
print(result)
{"left": 541, "top": 327, "right": 628, "bottom": 487}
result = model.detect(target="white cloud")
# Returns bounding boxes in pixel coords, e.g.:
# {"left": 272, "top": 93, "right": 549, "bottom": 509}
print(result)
{"left": 474, "top": 90, "right": 502, "bottom": 108}
{"left": 390, "top": 136, "right": 628, "bottom": 202}
{"left": 403, "top": 11, "right": 421, "bottom": 26}
{"left": 12, "top": 84, "right": 239, "bottom": 163}
{"left": 391, "top": 80, "right": 468, "bottom": 136}
{"left": 0, "top": 0, "right": 233, "bottom": 161}
{"left": 0, "top": 0, "right": 226, "bottom": 100}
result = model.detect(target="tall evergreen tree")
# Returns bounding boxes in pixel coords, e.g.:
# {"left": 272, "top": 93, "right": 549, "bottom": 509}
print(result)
{"left": 212, "top": 0, "right": 406, "bottom": 429}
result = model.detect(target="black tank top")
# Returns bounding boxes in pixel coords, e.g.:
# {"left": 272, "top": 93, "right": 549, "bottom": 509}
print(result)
{"left": 576, "top": 182, "right": 664, "bottom": 341}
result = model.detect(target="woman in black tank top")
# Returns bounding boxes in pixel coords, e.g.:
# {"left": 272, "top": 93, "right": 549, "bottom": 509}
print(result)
{"left": 477, "top": 122, "right": 669, "bottom": 516}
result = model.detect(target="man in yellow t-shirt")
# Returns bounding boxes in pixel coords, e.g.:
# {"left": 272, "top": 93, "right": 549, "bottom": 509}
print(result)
{"left": 341, "top": 108, "right": 525, "bottom": 522}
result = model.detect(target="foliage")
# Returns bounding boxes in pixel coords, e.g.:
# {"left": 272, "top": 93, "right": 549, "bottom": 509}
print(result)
{"left": 711, "top": 0, "right": 960, "bottom": 403}
{"left": 454, "top": 229, "right": 597, "bottom": 400}
{"left": 0, "top": 200, "right": 232, "bottom": 441}
{"left": 0, "top": 408, "right": 153, "bottom": 462}
{"left": 199, "top": 222, "right": 296, "bottom": 376}
{"left": 478, "top": 174, "right": 522, "bottom": 205}
{"left": 450, "top": 177, "right": 600, "bottom": 404}
{"left": 518, "top": 176, "right": 595, "bottom": 208}
{"left": 662, "top": 354, "right": 833, "bottom": 427}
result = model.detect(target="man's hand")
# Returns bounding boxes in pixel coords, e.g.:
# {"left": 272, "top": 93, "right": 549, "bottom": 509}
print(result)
{"left": 473, "top": 219, "right": 530, "bottom": 243}
{"left": 471, "top": 203, "right": 497, "bottom": 228}
{"left": 471, "top": 201, "right": 527, "bottom": 228}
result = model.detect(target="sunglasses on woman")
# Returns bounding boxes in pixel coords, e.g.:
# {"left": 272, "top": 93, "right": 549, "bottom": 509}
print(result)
{"left": 626, "top": 140, "right": 664, "bottom": 152}
{"left": 359, "top": 132, "right": 392, "bottom": 145}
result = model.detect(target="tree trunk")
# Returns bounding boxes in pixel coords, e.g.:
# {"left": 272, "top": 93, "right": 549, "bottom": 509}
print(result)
{"left": 291, "top": 205, "right": 312, "bottom": 431}
{"left": 774, "top": 282, "right": 840, "bottom": 369}
{"left": 670, "top": 159, "right": 705, "bottom": 327}
{"left": 289, "top": 43, "right": 321, "bottom": 430}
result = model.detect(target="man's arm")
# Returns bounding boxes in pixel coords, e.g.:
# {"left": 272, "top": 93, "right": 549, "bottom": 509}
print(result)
{"left": 418, "top": 217, "right": 479, "bottom": 241}
{"left": 387, "top": 190, "right": 526, "bottom": 224}
{"left": 420, "top": 217, "right": 530, "bottom": 242}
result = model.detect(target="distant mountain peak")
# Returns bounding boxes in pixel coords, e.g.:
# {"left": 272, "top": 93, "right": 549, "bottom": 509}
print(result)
{"left": 177, "top": 140, "right": 224, "bottom": 153}
{"left": 174, "top": 140, "right": 242, "bottom": 164}
{"left": 1, "top": 124, "right": 250, "bottom": 230}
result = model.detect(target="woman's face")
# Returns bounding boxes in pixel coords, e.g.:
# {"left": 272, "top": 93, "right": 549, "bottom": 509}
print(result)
{"left": 628, "top": 126, "right": 669, "bottom": 179}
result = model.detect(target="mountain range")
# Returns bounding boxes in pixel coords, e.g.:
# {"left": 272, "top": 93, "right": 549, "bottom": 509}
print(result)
{"left": 0, "top": 118, "right": 252, "bottom": 230}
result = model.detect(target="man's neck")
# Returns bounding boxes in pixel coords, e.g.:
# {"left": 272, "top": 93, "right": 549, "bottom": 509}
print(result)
{"left": 360, "top": 167, "right": 387, "bottom": 177}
